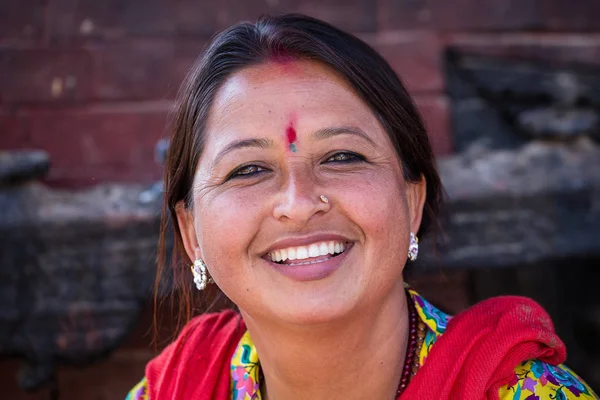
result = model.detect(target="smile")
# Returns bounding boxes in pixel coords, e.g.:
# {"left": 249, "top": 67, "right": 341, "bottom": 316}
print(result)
{"left": 268, "top": 241, "right": 348, "bottom": 265}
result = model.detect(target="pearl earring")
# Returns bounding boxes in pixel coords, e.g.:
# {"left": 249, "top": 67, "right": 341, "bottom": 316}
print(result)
{"left": 408, "top": 232, "right": 419, "bottom": 261}
{"left": 191, "top": 259, "right": 210, "bottom": 291}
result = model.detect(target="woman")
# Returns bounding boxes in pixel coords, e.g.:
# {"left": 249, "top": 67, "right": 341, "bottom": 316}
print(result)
{"left": 127, "top": 14, "right": 597, "bottom": 400}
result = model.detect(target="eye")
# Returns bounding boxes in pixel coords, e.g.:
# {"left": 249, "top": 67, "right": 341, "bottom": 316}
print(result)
{"left": 228, "top": 164, "right": 267, "bottom": 180}
{"left": 325, "top": 151, "right": 365, "bottom": 163}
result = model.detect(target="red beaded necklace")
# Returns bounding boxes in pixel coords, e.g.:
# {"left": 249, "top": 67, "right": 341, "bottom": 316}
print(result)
{"left": 395, "top": 291, "right": 426, "bottom": 398}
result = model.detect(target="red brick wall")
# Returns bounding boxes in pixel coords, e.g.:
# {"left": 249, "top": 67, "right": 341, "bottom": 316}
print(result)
{"left": 2, "top": 1, "right": 600, "bottom": 187}
{"left": 3, "top": 1, "right": 598, "bottom": 187}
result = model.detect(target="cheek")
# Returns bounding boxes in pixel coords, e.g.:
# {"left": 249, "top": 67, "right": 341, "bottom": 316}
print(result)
{"left": 341, "top": 172, "right": 407, "bottom": 228}
{"left": 338, "top": 171, "right": 411, "bottom": 287}
{"left": 195, "top": 187, "right": 266, "bottom": 276}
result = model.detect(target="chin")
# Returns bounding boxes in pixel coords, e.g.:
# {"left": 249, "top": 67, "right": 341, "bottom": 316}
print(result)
{"left": 252, "top": 279, "right": 369, "bottom": 327}
{"left": 281, "top": 300, "right": 357, "bottom": 326}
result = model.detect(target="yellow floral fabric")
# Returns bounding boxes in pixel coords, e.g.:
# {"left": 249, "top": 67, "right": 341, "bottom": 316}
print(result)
{"left": 125, "top": 376, "right": 148, "bottom": 400}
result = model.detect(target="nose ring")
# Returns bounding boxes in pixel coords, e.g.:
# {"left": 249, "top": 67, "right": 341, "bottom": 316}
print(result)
{"left": 319, "top": 195, "right": 329, "bottom": 204}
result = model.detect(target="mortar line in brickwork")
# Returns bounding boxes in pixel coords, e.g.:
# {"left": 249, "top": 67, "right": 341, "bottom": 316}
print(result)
{"left": 446, "top": 32, "right": 600, "bottom": 46}
{"left": 12, "top": 100, "right": 176, "bottom": 114}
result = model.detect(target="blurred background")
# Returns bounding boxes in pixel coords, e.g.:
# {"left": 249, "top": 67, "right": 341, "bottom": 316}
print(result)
{"left": 1, "top": 0, "right": 599, "bottom": 398}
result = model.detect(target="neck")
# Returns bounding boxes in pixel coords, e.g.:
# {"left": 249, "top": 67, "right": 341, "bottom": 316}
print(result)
{"left": 241, "top": 283, "right": 409, "bottom": 400}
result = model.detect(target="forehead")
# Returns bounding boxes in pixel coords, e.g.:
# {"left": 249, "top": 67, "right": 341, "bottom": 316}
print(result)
{"left": 206, "top": 60, "right": 375, "bottom": 133}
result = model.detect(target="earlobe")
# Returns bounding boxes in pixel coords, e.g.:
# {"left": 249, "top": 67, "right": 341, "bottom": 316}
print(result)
{"left": 406, "top": 175, "right": 427, "bottom": 234}
{"left": 175, "top": 201, "right": 199, "bottom": 263}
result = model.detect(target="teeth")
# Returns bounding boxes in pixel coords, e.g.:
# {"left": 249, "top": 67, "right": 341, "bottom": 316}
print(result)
{"left": 297, "top": 246, "right": 309, "bottom": 259}
{"left": 268, "top": 240, "right": 348, "bottom": 262}
{"left": 288, "top": 247, "right": 297, "bottom": 260}
{"left": 308, "top": 244, "right": 320, "bottom": 258}
{"left": 319, "top": 242, "right": 329, "bottom": 256}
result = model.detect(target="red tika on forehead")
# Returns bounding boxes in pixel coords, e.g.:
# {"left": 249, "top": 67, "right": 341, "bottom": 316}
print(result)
{"left": 285, "top": 112, "right": 298, "bottom": 153}
{"left": 286, "top": 123, "right": 297, "bottom": 153}
{"left": 286, "top": 124, "right": 297, "bottom": 144}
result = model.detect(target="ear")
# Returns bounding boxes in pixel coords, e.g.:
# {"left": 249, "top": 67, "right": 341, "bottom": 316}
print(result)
{"left": 405, "top": 175, "right": 427, "bottom": 234}
{"left": 175, "top": 201, "right": 199, "bottom": 263}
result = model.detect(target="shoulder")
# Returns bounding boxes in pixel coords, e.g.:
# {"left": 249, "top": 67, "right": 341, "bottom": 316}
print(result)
{"left": 148, "top": 309, "right": 243, "bottom": 372}
{"left": 408, "top": 288, "right": 597, "bottom": 399}
{"left": 126, "top": 310, "right": 244, "bottom": 400}
{"left": 498, "top": 360, "right": 598, "bottom": 399}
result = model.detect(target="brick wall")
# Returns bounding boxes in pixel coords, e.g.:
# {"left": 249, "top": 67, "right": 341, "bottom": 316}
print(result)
{"left": 2, "top": 1, "right": 600, "bottom": 187}
{"left": 3, "top": 1, "right": 598, "bottom": 187}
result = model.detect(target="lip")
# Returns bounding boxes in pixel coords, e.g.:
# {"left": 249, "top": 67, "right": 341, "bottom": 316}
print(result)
{"left": 264, "top": 242, "right": 353, "bottom": 282}
{"left": 263, "top": 234, "right": 353, "bottom": 256}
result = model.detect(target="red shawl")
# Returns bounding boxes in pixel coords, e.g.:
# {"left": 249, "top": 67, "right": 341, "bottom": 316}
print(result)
{"left": 146, "top": 297, "right": 565, "bottom": 399}
{"left": 401, "top": 295, "right": 566, "bottom": 399}
{"left": 146, "top": 310, "right": 246, "bottom": 400}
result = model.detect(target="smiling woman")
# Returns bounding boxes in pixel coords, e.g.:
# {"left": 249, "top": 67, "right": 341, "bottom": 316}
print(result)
{"left": 126, "top": 14, "right": 597, "bottom": 400}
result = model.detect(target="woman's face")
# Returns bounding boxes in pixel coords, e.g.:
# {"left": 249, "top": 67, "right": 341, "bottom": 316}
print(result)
{"left": 178, "top": 60, "right": 426, "bottom": 325}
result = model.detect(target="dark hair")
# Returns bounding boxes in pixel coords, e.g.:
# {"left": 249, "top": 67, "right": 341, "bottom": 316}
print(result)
{"left": 156, "top": 13, "right": 444, "bottom": 336}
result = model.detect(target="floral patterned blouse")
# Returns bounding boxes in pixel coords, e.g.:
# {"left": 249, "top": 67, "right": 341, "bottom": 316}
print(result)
{"left": 126, "top": 289, "right": 597, "bottom": 399}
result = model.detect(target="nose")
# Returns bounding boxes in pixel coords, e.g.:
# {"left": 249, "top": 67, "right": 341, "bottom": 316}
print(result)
{"left": 272, "top": 167, "right": 330, "bottom": 223}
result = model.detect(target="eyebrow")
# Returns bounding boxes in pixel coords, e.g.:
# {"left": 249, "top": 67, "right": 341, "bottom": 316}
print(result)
{"left": 212, "top": 138, "right": 273, "bottom": 168}
{"left": 312, "top": 125, "right": 377, "bottom": 147}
